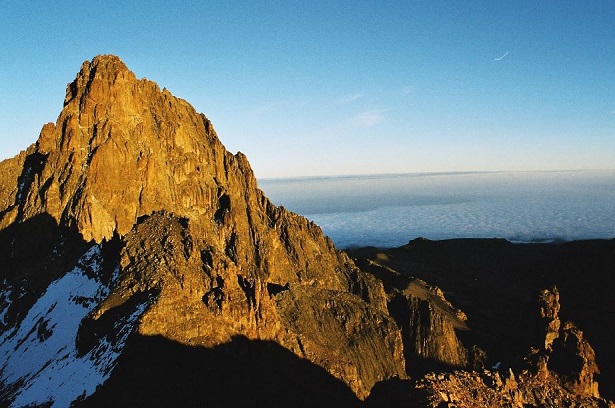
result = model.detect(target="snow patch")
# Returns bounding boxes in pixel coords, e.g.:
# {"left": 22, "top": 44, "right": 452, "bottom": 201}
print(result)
{"left": 0, "top": 245, "right": 148, "bottom": 407}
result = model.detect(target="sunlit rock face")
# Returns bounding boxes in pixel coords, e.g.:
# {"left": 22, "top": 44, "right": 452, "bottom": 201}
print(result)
{"left": 3, "top": 55, "right": 608, "bottom": 408}
{"left": 0, "top": 55, "right": 408, "bottom": 405}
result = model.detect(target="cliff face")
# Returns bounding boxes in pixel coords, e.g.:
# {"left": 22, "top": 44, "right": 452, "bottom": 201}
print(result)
{"left": 352, "top": 241, "right": 614, "bottom": 407}
{"left": 0, "top": 55, "right": 407, "bottom": 404}
{"left": 354, "top": 258, "right": 470, "bottom": 374}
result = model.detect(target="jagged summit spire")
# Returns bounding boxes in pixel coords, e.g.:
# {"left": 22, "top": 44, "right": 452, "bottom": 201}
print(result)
{"left": 2, "top": 54, "right": 240, "bottom": 241}
{"left": 75, "top": 54, "right": 132, "bottom": 84}
{"left": 89, "top": 54, "right": 129, "bottom": 71}
{"left": 63, "top": 54, "right": 134, "bottom": 107}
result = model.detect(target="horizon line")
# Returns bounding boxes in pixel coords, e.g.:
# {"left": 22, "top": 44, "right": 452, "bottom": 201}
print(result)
{"left": 257, "top": 168, "right": 615, "bottom": 181}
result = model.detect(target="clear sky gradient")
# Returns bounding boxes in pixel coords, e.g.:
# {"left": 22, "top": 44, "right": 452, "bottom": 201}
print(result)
{"left": 1, "top": 1, "right": 614, "bottom": 178}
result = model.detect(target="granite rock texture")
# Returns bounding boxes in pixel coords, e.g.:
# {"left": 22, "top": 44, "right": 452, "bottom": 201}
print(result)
{"left": 0, "top": 55, "right": 408, "bottom": 401}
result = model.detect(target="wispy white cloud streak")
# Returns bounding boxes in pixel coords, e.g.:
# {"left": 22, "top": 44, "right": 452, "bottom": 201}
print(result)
{"left": 352, "top": 109, "right": 386, "bottom": 127}
{"left": 338, "top": 93, "right": 363, "bottom": 104}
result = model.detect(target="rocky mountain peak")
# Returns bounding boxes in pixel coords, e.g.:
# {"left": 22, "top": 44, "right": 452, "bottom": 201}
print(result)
{"left": 2, "top": 56, "right": 610, "bottom": 407}
{"left": 64, "top": 54, "right": 133, "bottom": 104}
{"left": 4, "top": 54, "right": 235, "bottom": 242}
{"left": 0, "top": 55, "right": 408, "bottom": 404}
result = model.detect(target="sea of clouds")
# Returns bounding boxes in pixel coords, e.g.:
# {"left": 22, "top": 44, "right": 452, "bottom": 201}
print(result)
{"left": 259, "top": 170, "right": 615, "bottom": 249}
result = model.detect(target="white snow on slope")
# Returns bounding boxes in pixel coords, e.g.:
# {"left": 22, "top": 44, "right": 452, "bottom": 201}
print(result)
{"left": 0, "top": 245, "right": 148, "bottom": 408}
{"left": 0, "top": 279, "right": 11, "bottom": 327}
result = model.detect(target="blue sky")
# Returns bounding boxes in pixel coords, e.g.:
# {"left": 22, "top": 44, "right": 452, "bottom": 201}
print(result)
{"left": 1, "top": 1, "right": 614, "bottom": 178}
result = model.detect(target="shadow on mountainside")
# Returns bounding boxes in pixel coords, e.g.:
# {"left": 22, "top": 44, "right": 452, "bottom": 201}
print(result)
{"left": 349, "top": 238, "right": 615, "bottom": 401}
{"left": 0, "top": 213, "right": 93, "bottom": 332}
{"left": 77, "top": 334, "right": 361, "bottom": 408}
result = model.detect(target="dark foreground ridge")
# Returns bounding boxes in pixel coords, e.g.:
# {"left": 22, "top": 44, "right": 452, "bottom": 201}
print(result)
{"left": 350, "top": 237, "right": 615, "bottom": 404}
{"left": 0, "top": 55, "right": 613, "bottom": 407}
{"left": 76, "top": 334, "right": 361, "bottom": 408}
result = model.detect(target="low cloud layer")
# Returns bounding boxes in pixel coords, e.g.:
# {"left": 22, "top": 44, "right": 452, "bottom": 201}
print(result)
{"left": 261, "top": 171, "right": 615, "bottom": 249}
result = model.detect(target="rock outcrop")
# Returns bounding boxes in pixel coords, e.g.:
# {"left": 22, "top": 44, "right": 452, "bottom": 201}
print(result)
{"left": 351, "top": 241, "right": 614, "bottom": 407}
{"left": 413, "top": 368, "right": 611, "bottom": 408}
{"left": 531, "top": 287, "right": 602, "bottom": 400}
{"left": 356, "top": 258, "right": 470, "bottom": 373}
{"left": 0, "top": 55, "right": 406, "bottom": 404}
{"left": 411, "top": 287, "right": 610, "bottom": 407}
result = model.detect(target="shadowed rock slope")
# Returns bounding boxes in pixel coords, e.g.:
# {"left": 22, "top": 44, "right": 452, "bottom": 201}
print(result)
{"left": 353, "top": 239, "right": 615, "bottom": 407}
